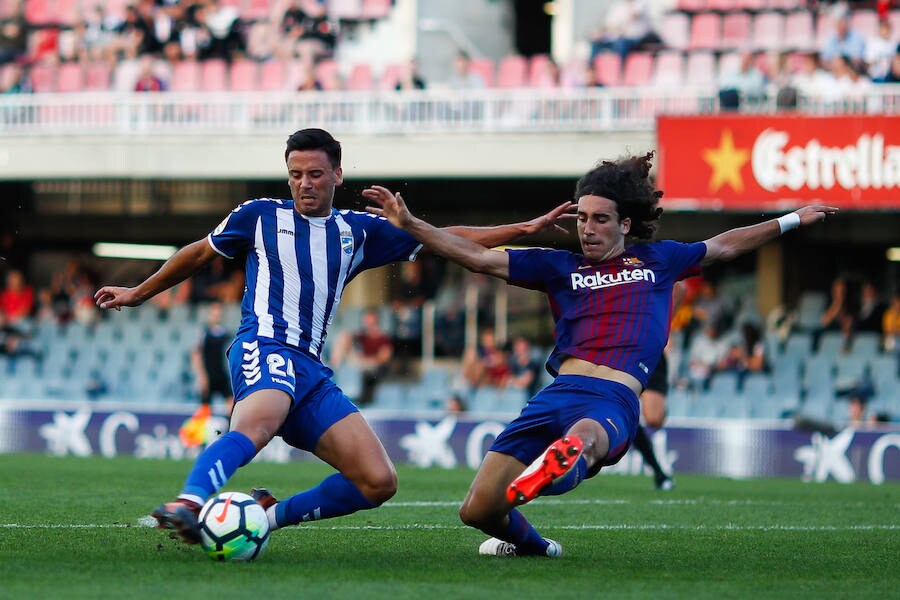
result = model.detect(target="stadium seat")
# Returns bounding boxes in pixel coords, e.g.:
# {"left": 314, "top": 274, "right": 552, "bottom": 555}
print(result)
{"left": 329, "top": 0, "right": 363, "bottom": 21}
{"left": 85, "top": 61, "right": 111, "bottom": 91}
{"left": 783, "top": 332, "right": 813, "bottom": 360}
{"left": 815, "top": 12, "right": 836, "bottom": 50}
{"left": 720, "top": 12, "right": 751, "bottom": 50}
{"left": 735, "top": 0, "right": 766, "bottom": 8}
{"left": 848, "top": 332, "right": 881, "bottom": 358}
{"left": 259, "top": 59, "right": 287, "bottom": 91}
{"left": 315, "top": 59, "right": 341, "bottom": 90}
{"left": 706, "top": 0, "right": 740, "bottom": 11}
{"left": 751, "top": 12, "right": 785, "bottom": 51}
{"left": 346, "top": 63, "right": 374, "bottom": 91}
{"left": 468, "top": 57, "right": 495, "bottom": 88}
{"left": 850, "top": 10, "right": 879, "bottom": 39}
{"left": 674, "top": 0, "right": 707, "bottom": 10}
{"left": 528, "top": 54, "right": 555, "bottom": 88}
{"left": 28, "top": 62, "right": 56, "bottom": 93}
{"left": 378, "top": 62, "right": 402, "bottom": 91}
{"left": 496, "top": 55, "right": 528, "bottom": 88}
{"left": 200, "top": 59, "right": 228, "bottom": 92}
{"left": 766, "top": 0, "right": 802, "bottom": 9}
{"left": 716, "top": 51, "right": 741, "bottom": 84}
{"left": 653, "top": 51, "right": 684, "bottom": 87}
{"left": 622, "top": 52, "right": 654, "bottom": 86}
{"left": 660, "top": 13, "right": 690, "bottom": 50}
{"left": 24, "top": 0, "right": 52, "bottom": 25}
{"left": 684, "top": 51, "right": 715, "bottom": 87}
{"left": 361, "top": 0, "right": 392, "bottom": 20}
{"left": 170, "top": 60, "right": 201, "bottom": 92}
{"left": 55, "top": 0, "right": 78, "bottom": 26}
{"left": 834, "top": 356, "right": 869, "bottom": 385}
{"left": 372, "top": 382, "right": 407, "bottom": 410}
{"left": 689, "top": 13, "right": 721, "bottom": 51}
{"left": 593, "top": 52, "right": 621, "bottom": 86}
{"left": 783, "top": 11, "right": 814, "bottom": 52}
{"left": 55, "top": 62, "right": 84, "bottom": 92}
{"left": 242, "top": 0, "right": 272, "bottom": 21}
{"left": 228, "top": 59, "right": 258, "bottom": 91}
{"left": 816, "top": 331, "right": 847, "bottom": 357}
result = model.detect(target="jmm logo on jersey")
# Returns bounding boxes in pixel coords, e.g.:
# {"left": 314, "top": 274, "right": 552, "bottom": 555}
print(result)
{"left": 571, "top": 268, "right": 656, "bottom": 290}
{"left": 277, "top": 228, "right": 295, "bottom": 237}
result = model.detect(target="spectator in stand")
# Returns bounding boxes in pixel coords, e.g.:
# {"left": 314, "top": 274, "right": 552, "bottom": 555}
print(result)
{"left": 1, "top": 60, "right": 32, "bottom": 94}
{"left": 718, "top": 51, "right": 767, "bottom": 111}
{"left": 190, "top": 255, "right": 243, "bottom": 304}
{"left": 200, "top": 0, "right": 244, "bottom": 61}
{"left": 851, "top": 280, "right": 887, "bottom": 337}
{"left": 828, "top": 54, "right": 872, "bottom": 104}
{"left": 280, "top": 0, "right": 336, "bottom": 64}
{"left": 448, "top": 51, "right": 486, "bottom": 89}
{"left": 686, "top": 319, "right": 730, "bottom": 391}
{"left": 882, "top": 291, "right": 900, "bottom": 353}
{"left": 445, "top": 393, "right": 468, "bottom": 414}
{"left": 395, "top": 59, "right": 426, "bottom": 91}
{"left": 0, "top": 269, "right": 34, "bottom": 324}
{"left": 881, "top": 51, "right": 900, "bottom": 83}
{"left": 716, "top": 321, "right": 769, "bottom": 385}
{"left": 589, "top": 0, "right": 659, "bottom": 64}
{"left": 297, "top": 67, "right": 324, "bottom": 91}
{"left": 331, "top": 309, "right": 394, "bottom": 406}
{"left": 789, "top": 51, "right": 836, "bottom": 100}
{"left": 507, "top": 336, "right": 543, "bottom": 398}
{"left": 691, "top": 278, "right": 730, "bottom": 332}
{"left": 820, "top": 276, "right": 851, "bottom": 335}
{"left": 865, "top": 19, "right": 897, "bottom": 81}
{"left": 391, "top": 261, "right": 428, "bottom": 376}
{"left": 0, "top": 310, "right": 39, "bottom": 363}
{"left": 134, "top": 54, "right": 167, "bottom": 91}
{"left": 462, "top": 327, "right": 511, "bottom": 389}
{"left": 113, "top": 3, "right": 153, "bottom": 60}
{"left": 434, "top": 302, "right": 466, "bottom": 358}
{"left": 0, "top": 13, "right": 27, "bottom": 65}
{"left": 820, "top": 3, "right": 867, "bottom": 71}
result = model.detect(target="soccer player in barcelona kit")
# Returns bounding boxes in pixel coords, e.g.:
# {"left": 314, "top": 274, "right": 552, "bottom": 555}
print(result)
{"left": 365, "top": 152, "right": 837, "bottom": 557}
{"left": 94, "top": 128, "right": 573, "bottom": 544}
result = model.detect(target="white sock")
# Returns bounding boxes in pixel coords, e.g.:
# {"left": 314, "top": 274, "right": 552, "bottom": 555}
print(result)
{"left": 266, "top": 505, "right": 279, "bottom": 531}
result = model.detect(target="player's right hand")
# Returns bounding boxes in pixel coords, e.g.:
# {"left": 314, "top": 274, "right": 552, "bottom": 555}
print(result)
{"left": 94, "top": 286, "right": 143, "bottom": 310}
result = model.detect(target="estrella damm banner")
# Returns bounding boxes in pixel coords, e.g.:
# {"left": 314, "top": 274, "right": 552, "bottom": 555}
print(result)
{"left": 656, "top": 115, "right": 900, "bottom": 210}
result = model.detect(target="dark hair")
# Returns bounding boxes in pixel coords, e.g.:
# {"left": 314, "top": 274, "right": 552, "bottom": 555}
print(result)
{"left": 574, "top": 151, "right": 663, "bottom": 240}
{"left": 284, "top": 128, "right": 341, "bottom": 167}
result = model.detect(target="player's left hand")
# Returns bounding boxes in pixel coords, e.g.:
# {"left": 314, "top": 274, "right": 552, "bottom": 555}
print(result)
{"left": 794, "top": 205, "right": 839, "bottom": 226}
{"left": 521, "top": 201, "right": 576, "bottom": 235}
{"left": 363, "top": 185, "right": 413, "bottom": 229}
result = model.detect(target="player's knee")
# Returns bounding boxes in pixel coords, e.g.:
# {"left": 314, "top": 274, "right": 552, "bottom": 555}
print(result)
{"left": 357, "top": 467, "right": 398, "bottom": 505}
{"left": 458, "top": 499, "right": 499, "bottom": 529}
{"left": 644, "top": 409, "right": 665, "bottom": 428}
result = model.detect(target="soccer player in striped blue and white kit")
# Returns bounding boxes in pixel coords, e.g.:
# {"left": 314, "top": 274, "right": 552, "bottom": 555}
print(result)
{"left": 94, "top": 128, "right": 573, "bottom": 544}
{"left": 365, "top": 152, "right": 838, "bottom": 557}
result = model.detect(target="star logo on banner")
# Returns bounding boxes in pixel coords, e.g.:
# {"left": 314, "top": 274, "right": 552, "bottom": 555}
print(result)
{"left": 39, "top": 408, "right": 93, "bottom": 457}
{"left": 793, "top": 428, "right": 856, "bottom": 483}
{"left": 399, "top": 416, "right": 458, "bottom": 468}
{"left": 702, "top": 129, "right": 750, "bottom": 193}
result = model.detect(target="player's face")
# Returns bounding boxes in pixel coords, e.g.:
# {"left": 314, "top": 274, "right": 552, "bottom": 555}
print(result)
{"left": 286, "top": 149, "right": 343, "bottom": 217}
{"left": 576, "top": 194, "right": 630, "bottom": 263}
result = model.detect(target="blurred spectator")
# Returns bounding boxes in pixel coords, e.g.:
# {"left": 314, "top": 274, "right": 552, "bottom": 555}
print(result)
{"left": 183, "top": 301, "right": 233, "bottom": 446}
{"left": 820, "top": 4, "right": 867, "bottom": 70}
{"left": 0, "top": 269, "right": 34, "bottom": 323}
{"left": 879, "top": 50, "right": 900, "bottom": 83}
{"left": 533, "top": 58, "right": 561, "bottom": 88}
{"left": 828, "top": 54, "right": 872, "bottom": 103}
{"left": 589, "top": 0, "right": 660, "bottom": 63}
{"left": 391, "top": 261, "right": 427, "bottom": 376}
{"left": 686, "top": 320, "right": 730, "bottom": 390}
{"left": 0, "top": 310, "right": 39, "bottom": 362}
{"left": 199, "top": 0, "right": 244, "bottom": 61}
{"left": 789, "top": 51, "right": 836, "bottom": 99}
{"left": 882, "top": 291, "right": 900, "bottom": 352}
{"left": 865, "top": 19, "right": 897, "bottom": 81}
{"left": 448, "top": 51, "right": 486, "bottom": 89}
{"left": 134, "top": 54, "right": 167, "bottom": 91}
{"left": 851, "top": 280, "right": 887, "bottom": 336}
{"left": 717, "top": 322, "right": 769, "bottom": 384}
{"left": 85, "top": 368, "right": 110, "bottom": 400}
{"left": 434, "top": 303, "right": 466, "bottom": 358}
{"left": 835, "top": 367, "right": 876, "bottom": 426}
{"left": 280, "top": 0, "right": 336, "bottom": 63}
{"left": 331, "top": 309, "right": 393, "bottom": 406}
{"left": 581, "top": 63, "right": 604, "bottom": 88}
{"left": 445, "top": 393, "right": 467, "bottom": 414}
{"left": 1, "top": 61, "right": 32, "bottom": 94}
{"left": 246, "top": 19, "right": 277, "bottom": 61}
{"left": 718, "top": 51, "right": 767, "bottom": 111}
{"left": 0, "top": 14, "right": 27, "bottom": 65}
{"left": 462, "top": 327, "right": 510, "bottom": 389}
{"left": 395, "top": 59, "right": 426, "bottom": 91}
{"left": 691, "top": 279, "right": 730, "bottom": 330}
{"left": 297, "top": 67, "right": 324, "bottom": 91}
{"left": 113, "top": 3, "right": 153, "bottom": 60}
{"left": 820, "top": 277, "right": 851, "bottom": 335}
{"left": 190, "top": 256, "right": 243, "bottom": 304}
{"left": 507, "top": 336, "right": 543, "bottom": 397}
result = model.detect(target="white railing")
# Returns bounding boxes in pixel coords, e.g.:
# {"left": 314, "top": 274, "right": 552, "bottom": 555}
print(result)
{"left": 3, "top": 86, "right": 899, "bottom": 136}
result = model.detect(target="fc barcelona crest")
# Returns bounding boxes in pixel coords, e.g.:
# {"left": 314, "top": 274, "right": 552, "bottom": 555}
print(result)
{"left": 340, "top": 231, "right": 354, "bottom": 255}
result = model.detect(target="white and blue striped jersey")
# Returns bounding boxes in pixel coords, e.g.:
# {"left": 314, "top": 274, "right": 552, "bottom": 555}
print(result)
{"left": 207, "top": 198, "right": 422, "bottom": 358}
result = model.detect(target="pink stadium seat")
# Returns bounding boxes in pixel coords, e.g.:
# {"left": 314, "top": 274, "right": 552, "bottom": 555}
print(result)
{"left": 0, "top": 0, "right": 17, "bottom": 18}
{"left": 200, "top": 59, "right": 228, "bottom": 91}
{"left": 259, "top": 60, "right": 287, "bottom": 91}
{"left": 315, "top": 59, "right": 341, "bottom": 90}
{"left": 593, "top": 52, "right": 621, "bottom": 86}
{"left": 661, "top": 13, "right": 690, "bottom": 50}
{"left": 716, "top": 51, "right": 741, "bottom": 83}
{"left": 378, "top": 63, "right": 401, "bottom": 91}
{"left": 228, "top": 59, "right": 258, "bottom": 91}
{"left": 468, "top": 57, "right": 495, "bottom": 88}
{"left": 783, "top": 11, "right": 814, "bottom": 51}
{"left": 891, "top": 11, "right": 900, "bottom": 36}
{"left": 496, "top": 55, "right": 527, "bottom": 88}
{"left": 242, "top": 0, "right": 271, "bottom": 21}
{"left": 29, "top": 62, "right": 56, "bottom": 92}
{"left": 674, "top": 0, "right": 707, "bottom": 10}
{"left": 346, "top": 63, "right": 373, "bottom": 90}
{"left": 815, "top": 12, "right": 836, "bottom": 49}
{"left": 766, "top": 0, "right": 803, "bottom": 9}
{"left": 653, "top": 51, "right": 684, "bottom": 87}
{"left": 528, "top": 54, "right": 558, "bottom": 88}
{"left": 55, "top": 62, "right": 84, "bottom": 92}
{"left": 170, "top": 60, "right": 201, "bottom": 92}
{"left": 751, "top": 12, "right": 784, "bottom": 51}
{"left": 850, "top": 10, "right": 879, "bottom": 39}
{"left": 735, "top": 0, "right": 766, "bottom": 9}
{"left": 622, "top": 52, "right": 654, "bottom": 86}
{"left": 55, "top": 0, "right": 79, "bottom": 26}
{"left": 24, "top": 0, "right": 52, "bottom": 25}
{"left": 705, "top": 0, "right": 739, "bottom": 10}
{"left": 361, "top": 0, "right": 392, "bottom": 20}
{"left": 720, "top": 12, "right": 751, "bottom": 50}
{"left": 685, "top": 51, "right": 716, "bottom": 86}
{"left": 689, "top": 13, "right": 721, "bottom": 51}
{"left": 84, "top": 61, "right": 111, "bottom": 90}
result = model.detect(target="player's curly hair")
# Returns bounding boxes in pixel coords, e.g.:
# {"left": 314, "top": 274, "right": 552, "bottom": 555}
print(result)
{"left": 285, "top": 128, "right": 342, "bottom": 167}
{"left": 574, "top": 151, "right": 663, "bottom": 240}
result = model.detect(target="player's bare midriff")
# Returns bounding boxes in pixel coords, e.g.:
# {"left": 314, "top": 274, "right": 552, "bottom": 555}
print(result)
{"left": 557, "top": 357, "right": 643, "bottom": 397}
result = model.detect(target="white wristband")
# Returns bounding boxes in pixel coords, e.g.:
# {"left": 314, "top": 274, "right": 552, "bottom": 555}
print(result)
{"left": 776, "top": 213, "right": 801, "bottom": 234}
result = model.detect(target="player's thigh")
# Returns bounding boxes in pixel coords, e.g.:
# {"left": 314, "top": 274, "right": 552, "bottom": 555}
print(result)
{"left": 314, "top": 412, "right": 396, "bottom": 491}
{"left": 460, "top": 451, "right": 527, "bottom": 522}
{"left": 229, "top": 388, "right": 292, "bottom": 450}
{"left": 641, "top": 389, "right": 667, "bottom": 427}
{"left": 566, "top": 417, "right": 610, "bottom": 464}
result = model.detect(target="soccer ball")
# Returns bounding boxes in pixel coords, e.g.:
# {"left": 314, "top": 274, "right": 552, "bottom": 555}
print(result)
{"left": 198, "top": 492, "right": 270, "bottom": 562}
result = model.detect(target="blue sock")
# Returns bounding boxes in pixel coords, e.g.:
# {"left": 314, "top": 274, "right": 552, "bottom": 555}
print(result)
{"left": 275, "top": 473, "right": 378, "bottom": 527}
{"left": 539, "top": 455, "right": 588, "bottom": 497}
{"left": 180, "top": 431, "right": 257, "bottom": 502}
{"left": 497, "top": 509, "right": 549, "bottom": 555}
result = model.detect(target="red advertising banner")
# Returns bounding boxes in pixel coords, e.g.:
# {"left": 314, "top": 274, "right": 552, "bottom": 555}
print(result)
{"left": 656, "top": 115, "right": 900, "bottom": 210}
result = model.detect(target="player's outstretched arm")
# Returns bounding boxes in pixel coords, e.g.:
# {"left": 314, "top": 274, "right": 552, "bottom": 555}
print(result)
{"left": 94, "top": 239, "right": 219, "bottom": 310}
{"left": 443, "top": 201, "right": 575, "bottom": 248}
{"left": 702, "top": 205, "right": 838, "bottom": 266}
{"left": 363, "top": 185, "right": 511, "bottom": 280}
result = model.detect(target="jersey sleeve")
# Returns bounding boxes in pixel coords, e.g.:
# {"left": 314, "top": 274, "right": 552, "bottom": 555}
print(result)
{"left": 656, "top": 240, "right": 707, "bottom": 280}
{"left": 354, "top": 212, "right": 423, "bottom": 270}
{"left": 506, "top": 248, "right": 558, "bottom": 291}
{"left": 207, "top": 200, "right": 262, "bottom": 259}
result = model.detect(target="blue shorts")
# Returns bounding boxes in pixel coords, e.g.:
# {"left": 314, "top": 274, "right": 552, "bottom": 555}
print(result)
{"left": 489, "top": 374, "right": 640, "bottom": 471}
{"left": 227, "top": 334, "right": 358, "bottom": 452}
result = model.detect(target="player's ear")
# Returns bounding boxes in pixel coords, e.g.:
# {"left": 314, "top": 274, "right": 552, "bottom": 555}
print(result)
{"left": 335, "top": 166, "right": 343, "bottom": 186}
{"left": 621, "top": 217, "right": 631, "bottom": 234}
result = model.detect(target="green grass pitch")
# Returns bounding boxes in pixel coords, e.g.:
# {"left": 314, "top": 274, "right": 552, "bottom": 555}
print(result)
{"left": 0, "top": 453, "right": 897, "bottom": 599}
